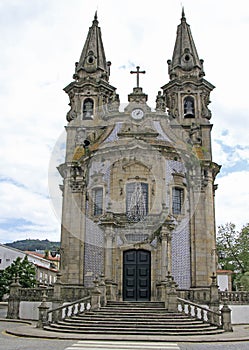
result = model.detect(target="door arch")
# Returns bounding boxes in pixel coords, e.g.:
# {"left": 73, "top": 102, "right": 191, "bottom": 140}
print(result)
{"left": 123, "top": 249, "right": 151, "bottom": 301}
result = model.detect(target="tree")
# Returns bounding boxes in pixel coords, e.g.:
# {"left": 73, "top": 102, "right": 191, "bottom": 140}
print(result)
{"left": 217, "top": 222, "right": 249, "bottom": 290}
{"left": 0, "top": 256, "right": 37, "bottom": 300}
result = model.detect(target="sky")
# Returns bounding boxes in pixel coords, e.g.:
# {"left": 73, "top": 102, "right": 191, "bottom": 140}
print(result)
{"left": 0, "top": 0, "right": 249, "bottom": 243}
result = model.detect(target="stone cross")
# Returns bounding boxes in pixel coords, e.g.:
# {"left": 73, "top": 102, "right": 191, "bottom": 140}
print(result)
{"left": 130, "top": 66, "right": 146, "bottom": 87}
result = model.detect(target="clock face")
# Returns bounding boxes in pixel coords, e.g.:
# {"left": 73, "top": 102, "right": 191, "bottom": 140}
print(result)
{"left": 131, "top": 108, "right": 144, "bottom": 119}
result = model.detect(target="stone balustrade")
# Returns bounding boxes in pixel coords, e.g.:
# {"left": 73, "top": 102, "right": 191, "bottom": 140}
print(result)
{"left": 219, "top": 291, "right": 249, "bottom": 304}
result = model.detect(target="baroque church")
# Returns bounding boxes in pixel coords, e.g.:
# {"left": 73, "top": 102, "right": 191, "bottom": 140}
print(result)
{"left": 58, "top": 10, "right": 221, "bottom": 302}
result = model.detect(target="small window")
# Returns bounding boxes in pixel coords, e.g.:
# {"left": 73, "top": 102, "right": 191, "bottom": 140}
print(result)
{"left": 184, "top": 96, "right": 195, "bottom": 118}
{"left": 126, "top": 182, "right": 148, "bottom": 222}
{"left": 83, "top": 98, "right": 94, "bottom": 119}
{"left": 93, "top": 187, "right": 103, "bottom": 216}
{"left": 172, "top": 187, "right": 184, "bottom": 215}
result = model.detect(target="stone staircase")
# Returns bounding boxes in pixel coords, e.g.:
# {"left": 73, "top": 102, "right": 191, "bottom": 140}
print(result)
{"left": 44, "top": 301, "right": 225, "bottom": 337}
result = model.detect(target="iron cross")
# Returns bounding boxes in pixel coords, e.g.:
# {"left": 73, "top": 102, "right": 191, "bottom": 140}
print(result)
{"left": 130, "top": 66, "right": 146, "bottom": 88}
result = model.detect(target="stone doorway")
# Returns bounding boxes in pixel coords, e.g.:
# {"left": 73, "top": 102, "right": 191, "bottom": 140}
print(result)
{"left": 123, "top": 249, "right": 151, "bottom": 301}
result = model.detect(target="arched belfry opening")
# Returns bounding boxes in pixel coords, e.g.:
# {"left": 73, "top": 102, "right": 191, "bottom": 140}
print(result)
{"left": 83, "top": 98, "right": 94, "bottom": 119}
{"left": 184, "top": 96, "right": 195, "bottom": 118}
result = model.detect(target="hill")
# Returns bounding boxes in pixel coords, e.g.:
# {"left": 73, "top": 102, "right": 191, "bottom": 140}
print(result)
{"left": 5, "top": 239, "right": 60, "bottom": 252}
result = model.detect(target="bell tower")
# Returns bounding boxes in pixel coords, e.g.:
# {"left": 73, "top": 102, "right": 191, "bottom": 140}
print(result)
{"left": 64, "top": 12, "right": 120, "bottom": 124}
{"left": 59, "top": 13, "right": 119, "bottom": 285}
{"left": 161, "top": 9, "right": 220, "bottom": 287}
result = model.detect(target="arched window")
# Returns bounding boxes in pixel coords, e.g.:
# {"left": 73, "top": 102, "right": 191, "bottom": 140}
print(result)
{"left": 92, "top": 187, "right": 103, "bottom": 216}
{"left": 126, "top": 182, "right": 148, "bottom": 222}
{"left": 184, "top": 96, "right": 195, "bottom": 118}
{"left": 83, "top": 98, "right": 94, "bottom": 119}
{"left": 172, "top": 187, "right": 184, "bottom": 215}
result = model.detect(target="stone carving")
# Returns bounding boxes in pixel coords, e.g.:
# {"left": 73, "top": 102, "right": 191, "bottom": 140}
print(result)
{"left": 107, "top": 93, "right": 120, "bottom": 112}
{"left": 69, "top": 163, "right": 85, "bottom": 193}
{"left": 75, "top": 128, "right": 86, "bottom": 145}
{"left": 66, "top": 108, "right": 77, "bottom": 122}
{"left": 201, "top": 91, "right": 212, "bottom": 119}
{"left": 66, "top": 92, "right": 77, "bottom": 121}
{"left": 167, "top": 92, "right": 178, "bottom": 118}
{"left": 189, "top": 123, "right": 202, "bottom": 145}
{"left": 155, "top": 91, "right": 166, "bottom": 112}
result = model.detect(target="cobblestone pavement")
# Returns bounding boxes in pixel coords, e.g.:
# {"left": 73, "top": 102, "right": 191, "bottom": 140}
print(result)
{"left": 0, "top": 321, "right": 75, "bottom": 350}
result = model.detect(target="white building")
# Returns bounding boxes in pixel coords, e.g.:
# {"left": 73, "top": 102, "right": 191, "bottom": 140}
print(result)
{"left": 0, "top": 244, "right": 58, "bottom": 285}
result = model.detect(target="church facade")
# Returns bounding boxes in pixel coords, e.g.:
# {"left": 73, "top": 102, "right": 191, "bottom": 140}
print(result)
{"left": 58, "top": 11, "right": 221, "bottom": 302}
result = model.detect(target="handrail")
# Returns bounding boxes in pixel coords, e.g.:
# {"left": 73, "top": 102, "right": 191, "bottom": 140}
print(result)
{"left": 47, "top": 295, "right": 91, "bottom": 323}
{"left": 47, "top": 295, "right": 91, "bottom": 314}
{"left": 177, "top": 297, "right": 221, "bottom": 316}
{"left": 177, "top": 297, "right": 222, "bottom": 328}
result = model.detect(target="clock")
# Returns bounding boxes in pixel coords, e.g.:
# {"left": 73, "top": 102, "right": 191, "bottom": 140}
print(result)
{"left": 131, "top": 108, "right": 144, "bottom": 119}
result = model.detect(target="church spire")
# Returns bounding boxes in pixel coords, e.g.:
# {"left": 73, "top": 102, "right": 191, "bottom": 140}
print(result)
{"left": 74, "top": 12, "right": 111, "bottom": 81}
{"left": 167, "top": 9, "right": 205, "bottom": 80}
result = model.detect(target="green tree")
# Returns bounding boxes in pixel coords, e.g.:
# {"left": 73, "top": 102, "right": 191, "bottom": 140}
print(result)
{"left": 217, "top": 223, "right": 249, "bottom": 290}
{"left": 0, "top": 256, "right": 37, "bottom": 300}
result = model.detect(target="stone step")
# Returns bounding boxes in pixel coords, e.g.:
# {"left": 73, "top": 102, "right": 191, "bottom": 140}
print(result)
{"left": 45, "top": 323, "right": 224, "bottom": 336}
{"left": 44, "top": 301, "right": 224, "bottom": 337}
{"left": 106, "top": 301, "right": 165, "bottom": 308}
{"left": 71, "top": 316, "right": 202, "bottom": 324}
{"left": 80, "top": 311, "right": 186, "bottom": 318}
{"left": 98, "top": 308, "right": 171, "bottom": 314}
{"left": 57, "top": 320, "right": 213, "bottom": 330}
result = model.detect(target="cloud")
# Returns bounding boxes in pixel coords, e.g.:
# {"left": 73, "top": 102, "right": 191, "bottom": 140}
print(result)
{"left": 0, "top": 0, "right": 248, "bottom": 243}
{"left": 0, "top": 180, "right": 60, "bottom": 243}
{"left": 215, "top": 171, "right": 249, "bottom": 230}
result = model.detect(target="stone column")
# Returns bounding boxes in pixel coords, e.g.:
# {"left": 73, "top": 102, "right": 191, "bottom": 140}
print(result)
{"left": 99, "top": 273, "right": 107, "bottom": 306}
{"left": 160, "top": 216, "right": 175, "bottom": 281}
{"left": 52, "top": 273, "right": 63, "bottom": 320}
{"left": 221, "top": 298, "right": 233, "bottom": 332}
{"left": 91, "top": 278, "right": 102, "bottom": 311}
{"left": 104, "top": 227, "right": 114, "bottom": 281}
{"left": 210, "top": 273, "right": 219, "bottom": 305}
{"left": 7, "top": 277, "right": 21, "bottom": 319}
{"left": 161, "top": 228, "right": 168, "bottom": 280}
{"left": 37, "top": 292, "right": 49, "bottom": 328}
{"left": 168, "top": 277, "right": 179, "bottom": 313}
{"left": 167, "top": 231, "right": 172, "bottom": 275}
{"left": 100, "top": 215, "right": 117, "bottom": 302}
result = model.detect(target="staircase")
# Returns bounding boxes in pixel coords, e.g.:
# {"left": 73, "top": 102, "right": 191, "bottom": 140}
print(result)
{"left": 44, "top": 301, "right": 224, "bottom": 337}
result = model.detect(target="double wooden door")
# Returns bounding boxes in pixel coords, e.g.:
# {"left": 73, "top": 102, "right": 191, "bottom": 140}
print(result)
{"left": 123, "top": 249, "right": 151, "bottom": 301}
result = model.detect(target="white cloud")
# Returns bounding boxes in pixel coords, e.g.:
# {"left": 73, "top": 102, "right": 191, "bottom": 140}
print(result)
{"left": 215, "top": 171, "right": 249, "bottom": 230}
{"left": 0, "top": 0, "right": 248, "bottom": 242}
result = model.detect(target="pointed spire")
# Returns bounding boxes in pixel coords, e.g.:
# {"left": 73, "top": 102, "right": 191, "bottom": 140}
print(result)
{"left": 75, "top": 13, "right": 111, "bottom": 81}
{"left": 181, "top": 6, "right": 186, "bottom": 21}
{"left": 168, "top": 10, "right": 205, "bottom": 79}
{"left": 93, "top": 11, "right": 98, "bottom": 26}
